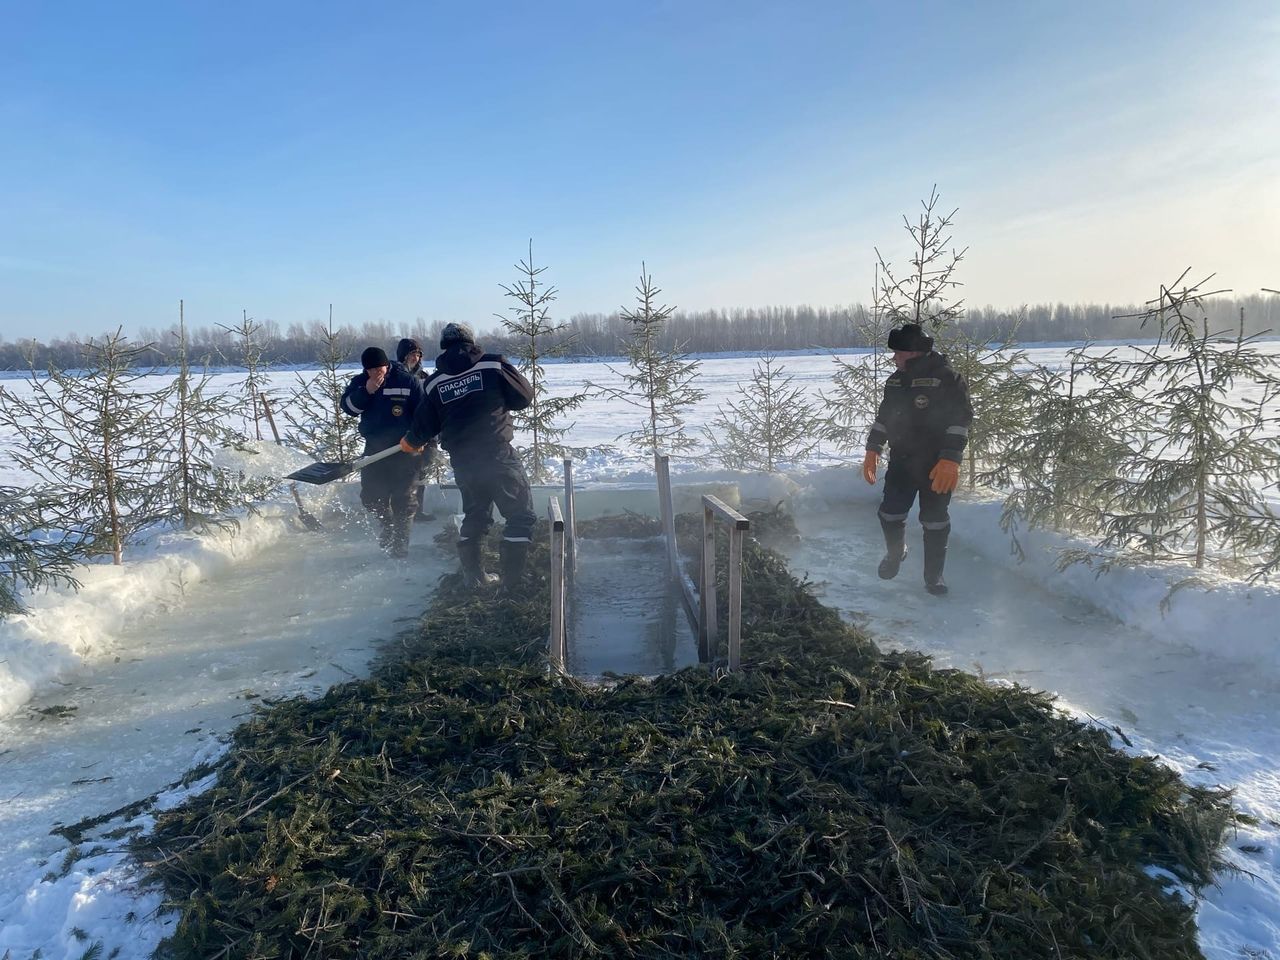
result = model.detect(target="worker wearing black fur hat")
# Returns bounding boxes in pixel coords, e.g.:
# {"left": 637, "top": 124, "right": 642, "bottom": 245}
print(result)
{"left": 340, "top": 346, "right": 427, "bottom": 558}
{"left": 862, "top": 323, "right": 973, "bottom": 595}
{"left": 396, "top": 337, "right": 436, "bottom": 523}
{"left": 399, "top": 323, "right": 537, "bottom": 590}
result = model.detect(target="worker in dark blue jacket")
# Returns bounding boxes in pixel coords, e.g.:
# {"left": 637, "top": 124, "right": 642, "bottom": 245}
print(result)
{"left": 400, "top": 323, "right": 536, "bottom": 589}
{"left": 340, "top": 346, "right": 428, "bottom": 558}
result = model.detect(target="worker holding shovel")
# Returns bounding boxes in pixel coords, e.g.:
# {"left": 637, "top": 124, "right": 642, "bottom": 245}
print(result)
{"left": 399, "top": 323, "right": 536, "bottom": 590}
{"left": 340, "top": 346, "right": 428, "bottom": 558}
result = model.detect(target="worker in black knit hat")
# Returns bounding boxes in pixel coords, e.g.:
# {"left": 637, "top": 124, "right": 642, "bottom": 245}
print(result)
{"left": 339, "top": 345, "right": 429, "bottom": 558}
{"left": 400, "top": 322, "right": 537, "bottom": 590}
{"left": 862, "top": 323, "right": 973, "bottom": 596}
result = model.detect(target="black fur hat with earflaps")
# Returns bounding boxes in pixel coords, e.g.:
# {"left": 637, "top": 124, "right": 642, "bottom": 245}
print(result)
{"left": 887, "top": 323, "right": 934, "bottom": 352}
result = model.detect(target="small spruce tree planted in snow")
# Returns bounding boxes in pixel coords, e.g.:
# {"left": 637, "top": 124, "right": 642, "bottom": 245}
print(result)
{"left": 872, "top": 187, "right": 1030, "bottom": 487}
{"left": 155, "top": 301, "right": 276, "bottom": 531}
{"left": 595, "top": 264, "right": 705, "bottom": 456}
{"left": 282, "top": 307, "right": 363, "bottom": 464}
{"left": 0, "top": 485, "right": 85, "bottom": 617}
{"left": 875, "top": 186, "right": 967, "bottom": 331}
{"left": 0, "top": 330, "right": 171, "bottom": 565}
{"left": 987, "top": 345, "right": 1137, "bottom": 562}
{"left": 706, "top": 353, "right": 820, "bottom": 472}
{"left": 820, "top": 265, "right": 896, "bottom": 453}
{"left": 496, "top": 241, "right": 588, "bottom": 481}
{"left": 1061, "top": 270, "right": 1280, "bottom": 588}
{"left": 938, "top": 315, "right": 1027, "bottom": 489}
{"left": 217, "top": 309, "right": 272, "bottom": 442}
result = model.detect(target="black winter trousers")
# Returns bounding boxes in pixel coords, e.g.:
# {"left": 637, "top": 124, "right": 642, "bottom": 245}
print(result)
{"left": 878, "top": 453, "right": 952, "bottom": 533}
{"left": 452, "top": 444, "right": 537, "bottom": 543}
{"left": 360, "top": 444, "right": 420, "bottom": 536}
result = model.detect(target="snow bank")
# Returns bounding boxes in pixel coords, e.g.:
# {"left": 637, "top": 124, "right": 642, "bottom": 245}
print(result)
{"left": 797, "top": 466, "right": 1280, "bottom": 671}
{"left": 0, "top": 442, "right": 339, "bottom": 719}
{"left": 0, "top": 508, "right": 291, "bottom": 718}
{"left": 951, "top": 499, "right": 1280, "bottom": 672}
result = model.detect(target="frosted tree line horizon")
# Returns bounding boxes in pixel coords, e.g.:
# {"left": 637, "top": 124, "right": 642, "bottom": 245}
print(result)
{"left": 3, "top": 293, "right": 1279, "bottom": 374}
{"left": 2, "top": 189, "right": 1279, "bottom": 616}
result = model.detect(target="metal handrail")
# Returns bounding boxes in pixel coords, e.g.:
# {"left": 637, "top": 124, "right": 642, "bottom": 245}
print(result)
{"left": 654, "top": 453, "right": 678, "bottom": 577}
{"left": 655, "top": 454, "right": 701, "bottom": 641}
{"left": 548, "top": 496, "right": 566, "bottom": 673}
{"left": 563, "top": 458, "right": 577, "bottom": 578}
{"left": 700, "top": 495, "right": 750, "bottom": 672}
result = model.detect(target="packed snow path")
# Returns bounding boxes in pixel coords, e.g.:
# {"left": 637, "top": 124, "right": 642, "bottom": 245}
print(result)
{"left": 779, "top": 500, "right": 1280, "bottom": 960}
{"left": 0, "top": 513, "right": 450, "bottom": 952}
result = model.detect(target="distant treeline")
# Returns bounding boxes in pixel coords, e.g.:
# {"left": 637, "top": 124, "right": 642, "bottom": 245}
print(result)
{"left": 2, "top": 296, "right": 1277, "bottom": 370}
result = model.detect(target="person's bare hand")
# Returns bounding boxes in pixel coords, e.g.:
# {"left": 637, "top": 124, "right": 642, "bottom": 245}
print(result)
{"left": 365, "top": 365, "right": 388, "bottom": 394}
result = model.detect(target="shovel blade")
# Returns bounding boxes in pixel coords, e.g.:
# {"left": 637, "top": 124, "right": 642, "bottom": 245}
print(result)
{"left": 285, "top": 461, "right": 355, "bottom": 485}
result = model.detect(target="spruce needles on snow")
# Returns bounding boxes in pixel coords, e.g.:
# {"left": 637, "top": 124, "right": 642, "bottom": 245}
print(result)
{"left": 140, "top": 514, "right": 1230, "bottom": 959}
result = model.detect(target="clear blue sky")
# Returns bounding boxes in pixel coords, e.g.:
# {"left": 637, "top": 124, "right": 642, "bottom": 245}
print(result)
{"left": 2, "top": 0, "right": 1276, "bottom": 341}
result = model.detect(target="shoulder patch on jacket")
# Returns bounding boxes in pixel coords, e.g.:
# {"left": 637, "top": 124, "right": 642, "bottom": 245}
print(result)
{"left": 436, "top": 371, "right": 483, "bottom": 403}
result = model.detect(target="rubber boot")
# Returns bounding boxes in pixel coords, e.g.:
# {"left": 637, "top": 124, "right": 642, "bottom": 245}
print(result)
{"left": 371, "top": 507, "right": 394, "bottom": 552}
{"left": 457, "top": 540, "right": 498, "bottom": 588}
{"left": 388, "top": 516, "right": 411, "bottom": 559}
{"left": 414, "top": 484, "right": 435, "bottom": 523}
{"left": 499, "top": 540, "right": 531, "bottom": 593}
{"left": 877, "top": 520, "right": 908, "bottom": 580}
{"left": 923, "top": 526, "right": 949, "bottom": 596}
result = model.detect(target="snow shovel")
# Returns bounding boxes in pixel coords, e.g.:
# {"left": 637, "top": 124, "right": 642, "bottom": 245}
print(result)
{"left": 259, "top": 396, "right": 324, "bottom": 532}
{"left": 285, "top": 444, "right": 404, "bottom": 485}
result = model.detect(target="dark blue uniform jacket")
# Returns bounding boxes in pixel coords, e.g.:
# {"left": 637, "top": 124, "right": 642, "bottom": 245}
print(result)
{"left": 340, "top": 361, "right": 425, "bottom": 454}
{"left": 865, "top": 351, "right": 973, "bottom": 464}
{"left": 404, "top": 344, "right": 533, "bottom": 460}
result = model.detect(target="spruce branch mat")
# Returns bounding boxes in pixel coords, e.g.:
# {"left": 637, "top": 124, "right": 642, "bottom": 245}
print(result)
{"left": 138, "top": 510, "right": 1233, "bottom": 959}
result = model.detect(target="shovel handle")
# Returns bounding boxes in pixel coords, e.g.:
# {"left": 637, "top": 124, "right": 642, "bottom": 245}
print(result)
{"left": 351, "top": 445, "right": 405, "bottom": 471}
{"left": 260, "top": 395, "right": 283, "bottom": 444}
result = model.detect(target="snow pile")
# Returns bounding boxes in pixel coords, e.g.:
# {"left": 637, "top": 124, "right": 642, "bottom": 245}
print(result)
{"left": 0, "top": 508, "right": 291, "bottom": 718}
{"left": 0, "top": 442, "right": 338, "bottom": 719}
{"left": 951, "top": 498, "right": 1280, "bottom": 672}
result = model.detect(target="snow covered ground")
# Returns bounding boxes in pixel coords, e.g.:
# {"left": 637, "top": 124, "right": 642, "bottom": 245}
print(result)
{"left": 1, "top": 343, "right": 1278, "bottom": 958}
